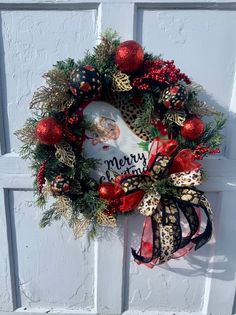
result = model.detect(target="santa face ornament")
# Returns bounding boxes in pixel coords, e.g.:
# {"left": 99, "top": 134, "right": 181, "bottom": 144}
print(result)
{"left": 82, "top": 101, "right": 148, "bottom": 183}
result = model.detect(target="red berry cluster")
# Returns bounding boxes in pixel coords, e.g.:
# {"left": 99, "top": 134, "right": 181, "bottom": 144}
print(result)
{"left": 63, "top": 109, "right": 85, "bottom": 144}
{"left": 67, "top": 114, "right": 80, "bottom": 125}
{"left": 132, "top": 59, "right": 191, "bottom": 91}
{"left": 37, "top": 160, "right": 47, "bottom": 193}
{"left": 105, "top": 199, "right": 122, "bottom": 216}
{"left": 194, "top": 145, "right": 221, "bottom": 160}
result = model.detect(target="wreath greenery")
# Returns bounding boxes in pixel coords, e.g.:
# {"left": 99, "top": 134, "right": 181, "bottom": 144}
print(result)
{"left": 16, "top": 30, "right": 226, "bottom": 265}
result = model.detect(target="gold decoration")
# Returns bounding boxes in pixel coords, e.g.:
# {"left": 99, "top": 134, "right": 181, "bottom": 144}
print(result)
{"left": 95, "top": 30, "right": 119, "bottom": 63}
{"left": 55, "top": 141, "right": 75, "bottom": 168}
{"left": 73, "top": 217, "right": 91, "bottom": 239}
{"left": 30, "top": 69, "right": 74, "bottom": 112}
{"left": 41, "top": 180, "right": 52, "bottom": 200}
{"left": 165, "top": 109, "right": 186, "bottom": 126}
{"left": 112, "top": 71, "right": 132, "bottom": 92}
{"left": 169, "top": 170, "right": 202, "bottom": 187}
{"left": 138, "top": 192, "right": 161, "bottom": 216}
{"left": 186, "top": 98, "right": 218, "bottom": 117}
{"left": 96, "top": 211, "right": 117, "bottom": 227}
{"left": 52, "top": 195, "right": 72, "bottom": 219}
{"left": 15, "top": 125, "right": 37, "bottom": 145}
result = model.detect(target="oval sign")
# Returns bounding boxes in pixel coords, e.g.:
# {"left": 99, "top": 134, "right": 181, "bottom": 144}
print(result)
{"left": 83, "top": 101, "right": 148, "bottom": 183}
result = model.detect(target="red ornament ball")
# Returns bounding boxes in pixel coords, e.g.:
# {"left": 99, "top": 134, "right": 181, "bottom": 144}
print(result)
{"left": 115, "top": 40, "right": 144, "bottom": 74}
{"left": 98, "top": 182, "right": 124, "bottom": 201}
{"left": 181, "top": 117, "right": 205, "bottom": 141}
{"left": 162, "top": 84, "right": 188, "bottom": 109}
{"left": 36, "top": 117, "right": 63, "bottom": 145}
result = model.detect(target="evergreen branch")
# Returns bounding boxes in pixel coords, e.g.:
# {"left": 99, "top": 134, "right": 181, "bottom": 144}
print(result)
{"left": 134, "top": 93, "right": 155, "bottom": 130}
{"left": 40, "top": 208, "right": 56, "bottom": 228}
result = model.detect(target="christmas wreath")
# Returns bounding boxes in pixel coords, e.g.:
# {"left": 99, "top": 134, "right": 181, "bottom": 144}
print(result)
{"left": 16, "top": 31, "right": 226, "bottom": 267}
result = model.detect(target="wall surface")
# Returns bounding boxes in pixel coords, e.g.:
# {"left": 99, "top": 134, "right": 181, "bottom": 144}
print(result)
{"left": 0, "top": 1, "right": 236, "bottom": 315}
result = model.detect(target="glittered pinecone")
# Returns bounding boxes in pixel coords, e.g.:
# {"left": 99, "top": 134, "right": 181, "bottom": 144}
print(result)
{"left": 162, "top": 84, "right": 188, "bottom": 109}
{"left": 51, "top": 175, "right": 71, "bottom": 195}
{"left": 69, "top": 65, "right": 102, "bottom": 101}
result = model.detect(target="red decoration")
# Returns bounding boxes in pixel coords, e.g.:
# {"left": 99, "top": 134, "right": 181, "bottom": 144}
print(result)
{"left": 63, "top": 108, "right": 86, "bottom": 145}
{"left": 132, "top": 59, "right": 191, "bottom": 91}
{"left": 36, "top": 117, "right": 63, "bottom": 145}
{"left": 181, "top": 117, "right": 205, "bottom": 141}
{"left": 170, "top": 149, "right": 202, "bottom": 174}
{"left": 194, "top": 144, "right": 221, "bottom": 160}
{"left": 118, "top": 190, "right": 145, "bottom": 213}
{"left": 151, "top": 119, "right": 168, "bottom": 136}
{"left": 98, "top": 180, "right": 144, "bottom": 213}
{"left": 98, "top": 182, "right": 124, "bottom": 201}
{"left": 162, "top": 84, "right": 188, "bottom": 109}
{"left": 115, "top": 40, "right": 144, "bottom": 74}
{"left": 51, "top": 175, "right": 71, "bottom": 195}
{"left": 37, "top": 160, "right": 47, "bottom": 193}
{"left": 148, "top": 138, "right": 178, "bottom": 169}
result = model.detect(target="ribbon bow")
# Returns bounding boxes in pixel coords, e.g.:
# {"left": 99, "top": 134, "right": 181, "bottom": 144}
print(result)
{"left": 114, "top": 138, "right": 213, "bottom": 266}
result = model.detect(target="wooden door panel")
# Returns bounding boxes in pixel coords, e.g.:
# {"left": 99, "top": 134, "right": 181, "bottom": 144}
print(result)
{"left": 0, "top": 1, "right": 236, "bottom": 315}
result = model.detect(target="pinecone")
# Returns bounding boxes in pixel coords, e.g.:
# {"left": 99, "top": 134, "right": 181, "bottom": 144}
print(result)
{"left": 95, "top": 37, "right": 116, "bottom": 63}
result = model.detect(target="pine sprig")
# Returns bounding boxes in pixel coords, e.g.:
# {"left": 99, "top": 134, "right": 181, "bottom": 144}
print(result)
{"left": 71, "top": 191, "right": 107, "bottom": 218}
{"left": 54, "top": 58, "right": 77, "bottom": 77}
{"left": 142, "top": 178, "right": 178, "bottom": 197}
{"left": 40, "top": 206, "right": 63, "bottom": 228}
{"left": 78, "top": 30, "right": 120, "bottom": 77}
{"left": 175, "top": 114, "right": 226, "bottom": 151}
{"left": 134, "top": 93, "right": 155, "bottom": 130}
{"left": 199, "top": 113, "right": 226, "bottom": 148}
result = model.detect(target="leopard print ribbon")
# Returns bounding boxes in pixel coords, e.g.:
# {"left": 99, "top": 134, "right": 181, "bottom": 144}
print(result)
{"left": 177, "top": 204, "right": 200, "bottom": 249}
{"left": 175, "top": 190, "right": 213, "bottom": 250}
{"left": 169, "top": 169, "right": 202, "bottom": 187}
{"left": 120, "top": 150, "right": 213, "bottom": 265}
{"left": 132, "top": 189, "right": 212, "bottom": 264}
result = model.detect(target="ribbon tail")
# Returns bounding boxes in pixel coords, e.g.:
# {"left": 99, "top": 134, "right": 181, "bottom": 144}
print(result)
{"left": 174, "top": 188, "right": 213, "bottom": 252}
{"left": 158, "top": 199, "right": 182, "bottom": 264}
{"left": 132, "top": 199, "right": 184, "bottom": 265}
{"left": 177, "top": 203, "right": 200, "bottom": 249}
{"left": 132, "top": 206, "right": 162, "bottom": 264}
{"left": 192, "top": 195, "right": 213, "bottom": 250}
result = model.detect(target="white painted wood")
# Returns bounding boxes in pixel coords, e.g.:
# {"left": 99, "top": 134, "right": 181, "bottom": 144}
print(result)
{"left": 0, "top": 189, "right": 16, "bottom": 311}
{"left": 8, "top": 190, "right": 95, "bottom": 311}
{"left": 0, "top": 8, "right": 98, "bottom": 153}
{"left": 203, "top": 192, "right": 236, "bottom": 315}
{"left": 0, "top": 1, "right": 236, "bottom": 315}
{"left": 94, "top": 219, "right": 125, "bottom": 314}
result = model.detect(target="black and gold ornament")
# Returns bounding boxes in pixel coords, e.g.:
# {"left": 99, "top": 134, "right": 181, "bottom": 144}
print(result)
{"left": 162, "top": 84, "right": 188, "bottom": 109}
{"left": 69, "top": 65, "right": 102, "bottom": 101}
{"left": 51, "top": 175, "right": 71, "bottom": 195}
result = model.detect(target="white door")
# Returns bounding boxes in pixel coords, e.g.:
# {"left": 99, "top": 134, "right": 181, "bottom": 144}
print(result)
{"left": 0, "top": 1, "right": 236, "bottom": 315}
